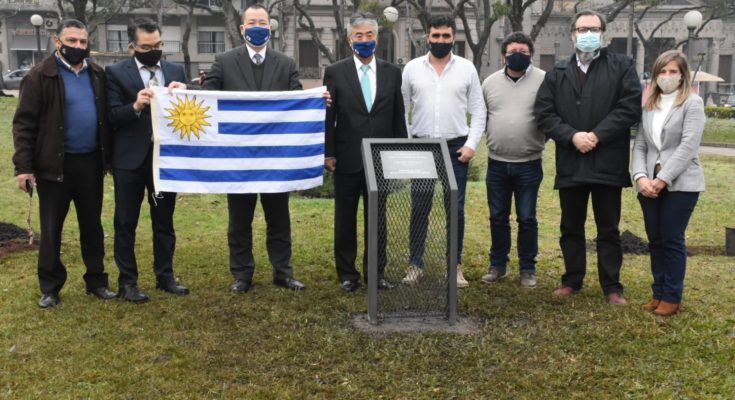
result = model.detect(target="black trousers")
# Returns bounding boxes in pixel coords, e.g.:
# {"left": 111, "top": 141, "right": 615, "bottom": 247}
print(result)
{"left": 113, "top": 147, "right": 176, "bottom": 286}
{"left": 333, "top": 171, "right": 387, "bottom": 282}
{"left": 558, "top": 185, "right": 624, "bottom": 295}
{"left": 227, "top": 192, "right": 292, "bottom": 281}
{"left": 36, "top": 152, "right": 107, "bottom": 294}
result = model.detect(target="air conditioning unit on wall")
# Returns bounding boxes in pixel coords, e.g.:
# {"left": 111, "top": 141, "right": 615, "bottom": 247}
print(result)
{"left": 44, "top": 18, "right": 58, "bottom": 31}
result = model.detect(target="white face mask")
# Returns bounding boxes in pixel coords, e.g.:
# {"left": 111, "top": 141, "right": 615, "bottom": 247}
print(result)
{"left": 656, "top": 74, "right": 681, "bottom": 94}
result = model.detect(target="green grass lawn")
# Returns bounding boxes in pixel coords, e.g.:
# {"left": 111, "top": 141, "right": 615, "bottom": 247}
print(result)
{"left": 702, "top": 118, "right": 735, "bottom": 145}
{"left": 1, "top": 96, "right": 734, "bottom": 398}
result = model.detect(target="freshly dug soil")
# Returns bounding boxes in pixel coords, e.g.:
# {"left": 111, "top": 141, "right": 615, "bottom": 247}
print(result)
{"left": 0, "top": 222, "right": 37, "bottom": 260}
{"left": 586, "top": 229, "right": 649, "bottom": 255}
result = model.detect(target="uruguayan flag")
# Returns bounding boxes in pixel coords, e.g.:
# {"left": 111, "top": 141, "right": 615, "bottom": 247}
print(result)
{"left": 151, "top": 86, "right": 326, "bottom": 194}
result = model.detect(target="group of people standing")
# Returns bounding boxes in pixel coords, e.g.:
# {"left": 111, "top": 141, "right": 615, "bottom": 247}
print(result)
{"left": 13, "top": 6, "right": 705, "bottom": 318}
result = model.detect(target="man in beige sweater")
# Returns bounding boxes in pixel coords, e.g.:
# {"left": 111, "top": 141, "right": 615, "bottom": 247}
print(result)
{"left": 480, "top": 32, "right": 546, "bottom": 288}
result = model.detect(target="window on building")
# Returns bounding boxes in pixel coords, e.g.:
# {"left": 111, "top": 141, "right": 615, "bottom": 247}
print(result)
{"left": 608, "top": 38, "right": 638, "bottom": 61}
{"left": 298, "top": 39, "right": 320, "bottom": 78}
{"left": 718, "top": 54, "right": 732, "bottom": 84}
{"left": 539, "top": 54, "right": 556, "bottom": 71}
{"left": 299, "top": 40, "right": 319, "bottom": 68}
{"left": 198, "top": 31, "right": 225, "bottom": 54}
{"left": 107, "top": 29, "right": 127, "bottom": 53}
{"left": 453, "top": 40, "right": 466, "bottom": 58}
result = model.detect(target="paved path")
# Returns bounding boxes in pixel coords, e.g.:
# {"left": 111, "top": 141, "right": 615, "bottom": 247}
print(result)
{"left": 699, "top": 145, "right": 735, "bottom": 157}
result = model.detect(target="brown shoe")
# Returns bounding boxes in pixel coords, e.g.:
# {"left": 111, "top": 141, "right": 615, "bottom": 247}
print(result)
{"left": 552, "top": 286, "right": 577, "bottom": 297}
{"left": 641, "top": 298, "right": 661, "bottom": 312}
{"left": 606, "top": 292, "right": 628, "bottom": 305}
{"left": 653, "top": 300, "right": 680, "bottom": 316}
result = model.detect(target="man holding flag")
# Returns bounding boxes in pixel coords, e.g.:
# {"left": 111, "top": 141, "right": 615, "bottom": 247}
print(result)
{"left": 106, "top": 18, "right": 190, "bottom": 303}
{"left": 201, "top": 4, "right": 310, "bottom": 293}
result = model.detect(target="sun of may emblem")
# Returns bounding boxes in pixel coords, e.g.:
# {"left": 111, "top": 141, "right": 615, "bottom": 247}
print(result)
{"left": 165, "top": 95, "right": 212, "bottom": 140}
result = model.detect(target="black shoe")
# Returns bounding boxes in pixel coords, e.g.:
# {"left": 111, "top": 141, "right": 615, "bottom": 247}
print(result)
{"left": 118, "top": 284, "right": 150, "bottom": 303}
{"left": 38, "top": 293, "right": 60, "bottom": 309}
{"left": 274, "top": 277, "right": 306, "bottom": 291}
{"left": 339, "top": 280, "right": 360, "bottom": 293}
{"left": 230, "top": 279, "right": 253, "bottom": 293}
{"left": 86, "top": 286, "right": 117, "bottom": 300}
{"left": 156, "top": 280, "right": 190, "bottom": 295}
{"left": 377, "top": 278, "right": 394, "bottom": 290}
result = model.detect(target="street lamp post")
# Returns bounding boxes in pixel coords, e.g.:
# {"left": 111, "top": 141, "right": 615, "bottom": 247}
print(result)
{"left": 683, "top": 10, "right": 703, "bottom": 66}
{"left": 383, "top": 6, "right": 399, "bottom": 64}
{"left": 30, "top": 14, "right": 44, "bottom": 66}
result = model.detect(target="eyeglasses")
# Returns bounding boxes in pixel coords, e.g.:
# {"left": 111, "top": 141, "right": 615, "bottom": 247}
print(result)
{"left": 505, "top": 50, "right": 531, "bottom": 57}
{"left": 135, "top": 42, "right": 164, "bottom": 51}
{"left": 574, "top": 27, "right": 602, "bottom": 33}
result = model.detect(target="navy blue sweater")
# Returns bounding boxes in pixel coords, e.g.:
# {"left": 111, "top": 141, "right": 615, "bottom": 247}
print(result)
{"left": 57, "top": 57, "right": 98, "bottom": 153}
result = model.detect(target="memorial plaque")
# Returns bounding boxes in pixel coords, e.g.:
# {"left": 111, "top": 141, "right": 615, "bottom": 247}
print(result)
{"left": 380, "top": 151, "right": 438, "bottom": 179}
{"left": 362, "top": 139, "right": 458, "bottom": 325}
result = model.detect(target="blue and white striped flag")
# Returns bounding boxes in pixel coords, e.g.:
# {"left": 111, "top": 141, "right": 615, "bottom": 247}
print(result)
{"left": 151, "top": 86, "right": 326, "bottom": 194}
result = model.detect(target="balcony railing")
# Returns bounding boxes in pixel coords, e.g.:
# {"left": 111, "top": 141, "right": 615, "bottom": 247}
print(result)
{"left": 106, "top": 40, "right": 182, "bottom": 53}
{"left": 198, "top": 42, "right": 225, "bottom": 54}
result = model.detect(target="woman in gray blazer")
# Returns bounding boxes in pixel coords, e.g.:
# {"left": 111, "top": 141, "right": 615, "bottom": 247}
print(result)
{"left": 632, "top": 50, "right": 706, "bottom": 316}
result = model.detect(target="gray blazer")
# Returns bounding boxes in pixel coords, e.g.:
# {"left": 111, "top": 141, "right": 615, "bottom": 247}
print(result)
{"left": 632, "top": 93, "right": 706, "bottom": 192}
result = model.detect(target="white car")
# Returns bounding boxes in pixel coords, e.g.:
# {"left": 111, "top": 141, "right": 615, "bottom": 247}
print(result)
{"left": 2, "top": 69, "right": 30, "bottom": 90}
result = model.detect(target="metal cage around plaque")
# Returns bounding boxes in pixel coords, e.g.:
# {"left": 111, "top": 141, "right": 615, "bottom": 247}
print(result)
{"left": 362, "top": 139, "right": 458, "bottom": 325}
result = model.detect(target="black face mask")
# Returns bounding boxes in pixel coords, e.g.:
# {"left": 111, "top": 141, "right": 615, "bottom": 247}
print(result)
{"left": 135, "top": 49, "right": 163, "bottom": 67}
{"left": 59, "top": 44, "right": 89, "bottom": 65}
{"left": 506, "top": 52, "right": 531, "bottom": 72}
{"left": 429, "top": 42, "right": 453, "bottom": 59}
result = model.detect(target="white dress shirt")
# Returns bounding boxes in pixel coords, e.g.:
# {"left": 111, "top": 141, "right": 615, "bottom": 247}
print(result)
{"left": 135, "top": 57, "right": 164, "bottom": 88}
{"left": 246, "top": 45, "right": 267, "bottom": 64}
{"left": 353, "top": 55, "right": 377, "bottom": 105}
{"left": 401, "top": 53, "right": 486, "bottom": 150}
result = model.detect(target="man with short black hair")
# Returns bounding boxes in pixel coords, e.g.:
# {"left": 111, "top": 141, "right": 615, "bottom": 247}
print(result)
{"left": 202, "top": 4, "right": 308, "bottom": 293}
{"left": 13, "top": 19, "right": 115, "bottom": 308}
{"left": 535, "top": 10, "right": 642, "bottom": 305}
{"left": 106, "top": 17, "right": 190, "bottom": 303}
{"left": 481, "top": 32, "right": 546, "bottom": 289}
{"left": 401, "top": 15, "right": 486, "bottom": 288}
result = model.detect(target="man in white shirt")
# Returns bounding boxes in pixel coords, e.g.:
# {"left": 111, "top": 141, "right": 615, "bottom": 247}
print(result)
{"left": 401, "top": 14, "right": 487, "bottom": 288}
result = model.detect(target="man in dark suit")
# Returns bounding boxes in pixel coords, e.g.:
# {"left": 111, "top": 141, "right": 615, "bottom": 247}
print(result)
{"left": 323, "top": 12, "right": 408, "bottom": 293}
{"left": 202, "top": 4, "right": 307, "bottom": 293}
{"left": 106, "top": 18, "right": 190, "bottom": 303}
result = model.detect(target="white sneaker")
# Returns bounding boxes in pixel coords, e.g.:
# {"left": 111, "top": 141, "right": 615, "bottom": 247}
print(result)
{"left": 402, "top": 265, "right": 424, "bottom": 285}
{"left": 456, "top": 265, "right": 469, "bottom": 288}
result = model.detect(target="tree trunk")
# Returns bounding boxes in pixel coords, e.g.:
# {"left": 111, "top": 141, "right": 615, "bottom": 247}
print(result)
{"left": 220, "top": 0, "right": 244, "bottom": 49}
{"left": 181, "top": 0, "right": 196, "bottom": 80}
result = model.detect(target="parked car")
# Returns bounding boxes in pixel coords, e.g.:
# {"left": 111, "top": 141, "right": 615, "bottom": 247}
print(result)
{"left": 2, "top": 69, "right": 29, "bottom": 90}
{"left": 722, "top": 94, "right": 735, "bottom": 107}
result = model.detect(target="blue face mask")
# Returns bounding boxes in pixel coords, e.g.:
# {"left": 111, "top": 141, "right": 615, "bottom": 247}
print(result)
{"left": 244, "top": 26, "right": 270, "bottom": 47}
{"left": 352, "top": 40, "right": 376, "bottom": 58}
{"left": 575, "top": 31, "right": 601, "bottom": 53}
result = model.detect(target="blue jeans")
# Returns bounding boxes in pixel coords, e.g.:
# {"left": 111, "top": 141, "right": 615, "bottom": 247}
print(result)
{"left": 486, "top": 159, "right": 542, "bottom": 273}
{"left": 638, "top": 190, "right": 699, "bottom": 303}
{"left": 409, "top": 142, "right": 469, "bottom": 267}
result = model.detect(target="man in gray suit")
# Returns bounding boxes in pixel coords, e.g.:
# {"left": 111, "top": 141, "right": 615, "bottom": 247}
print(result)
{"left": 202, "top": 4, "right": 306, "bottom": 293}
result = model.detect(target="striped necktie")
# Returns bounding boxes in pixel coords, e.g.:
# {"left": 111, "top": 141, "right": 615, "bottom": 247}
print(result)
{"left": 145, "top": 66, "right": 159, "bottom": 87}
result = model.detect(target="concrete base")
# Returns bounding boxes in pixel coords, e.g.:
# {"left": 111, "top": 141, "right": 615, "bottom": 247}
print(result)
{"left": 352, "top": 314, "right": 479, "bottom": 335}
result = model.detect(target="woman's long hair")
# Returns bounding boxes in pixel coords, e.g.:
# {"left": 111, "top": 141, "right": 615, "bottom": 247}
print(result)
{"left": 644, "top": 50, "right": 692, "bottom": 111}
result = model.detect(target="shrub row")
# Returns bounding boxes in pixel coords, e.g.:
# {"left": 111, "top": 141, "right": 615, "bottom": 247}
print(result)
{"left": 704, "top": 106, "right": 735, "bottom": 119}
